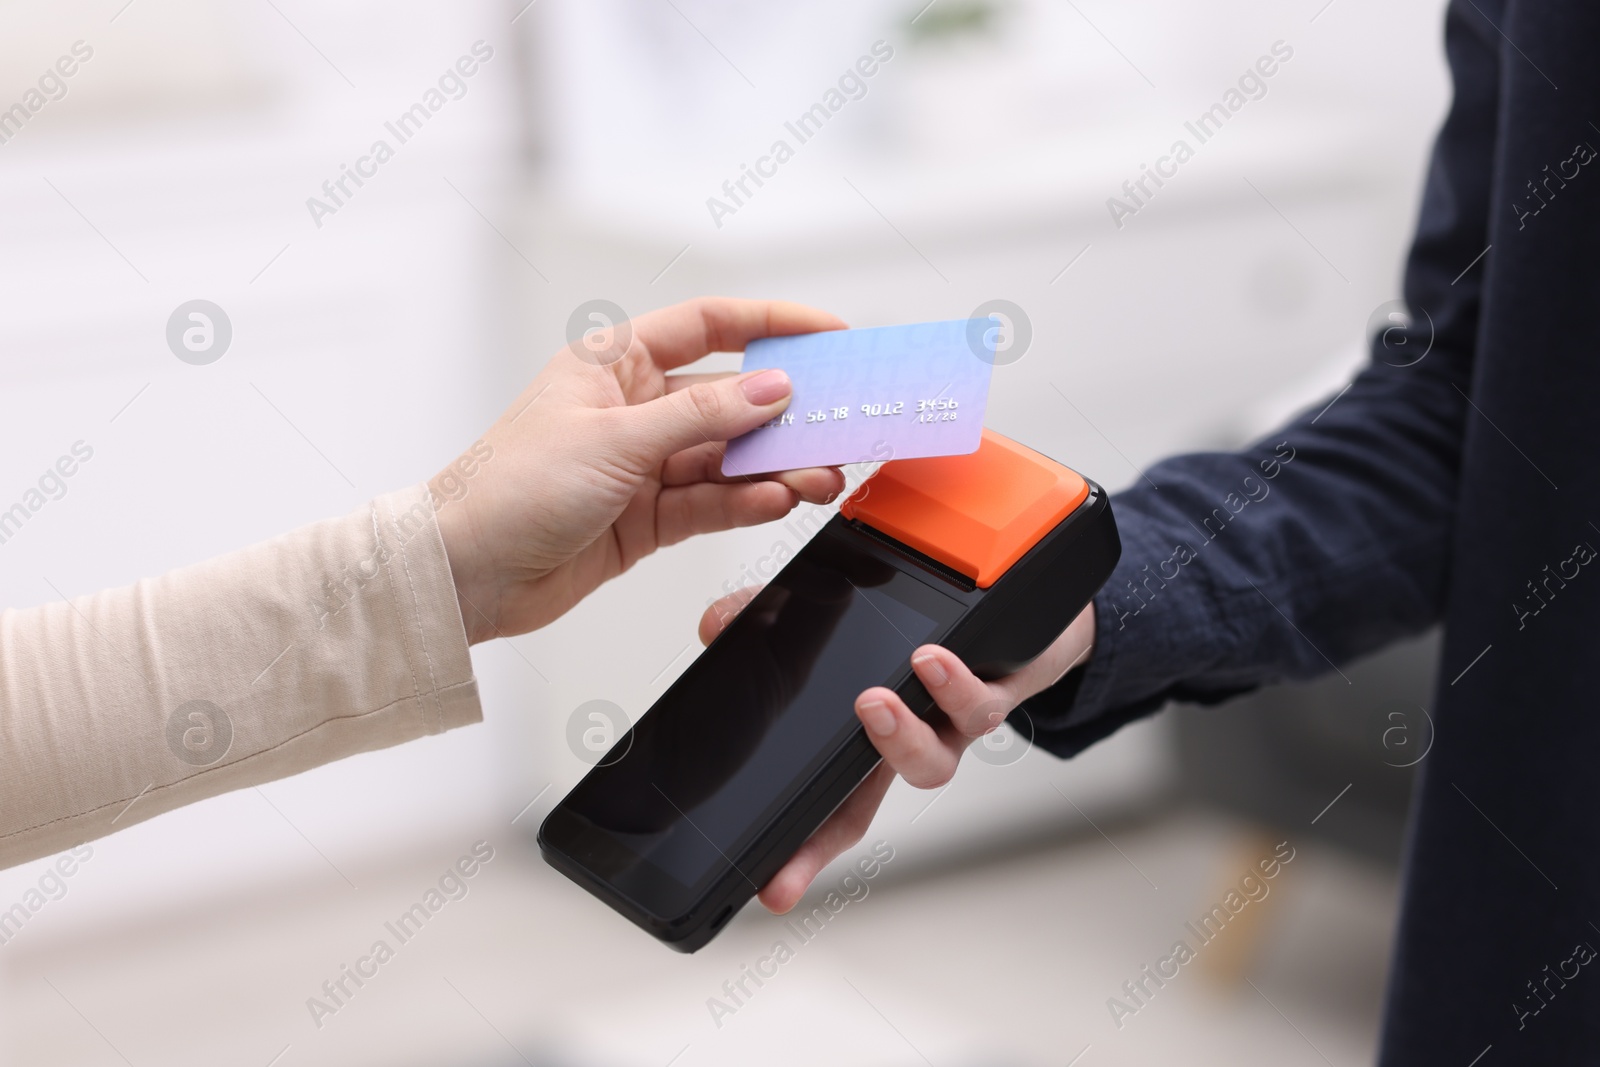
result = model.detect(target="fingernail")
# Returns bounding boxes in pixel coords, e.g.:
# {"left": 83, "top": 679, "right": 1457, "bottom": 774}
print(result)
{"left": 912, "top": 652, "right": 948, "bottom": 687}
{"left": 740, "top": 369, "right": 791, "bottom": 405}
{"left": 859, "top": 699, "right": 896, "bottom": 737}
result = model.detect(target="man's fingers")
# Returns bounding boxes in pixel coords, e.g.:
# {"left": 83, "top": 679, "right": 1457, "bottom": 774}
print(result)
{"left": 698, "top": 584, "right": 763, "bottom": 645}
{"left": 908, "top": 645, "right": 1011, "bottom": 738}
{"left": 624, "top": 297, "right": 846, "bottom": 373}
{"left": 763, "top": 652, "right": 994, "bottom": 913}
{"left": 855, "top": 687, "right": 961, "bottom": 789}
{"left": 758, "top": 763, "right": 895, "bottom": 914}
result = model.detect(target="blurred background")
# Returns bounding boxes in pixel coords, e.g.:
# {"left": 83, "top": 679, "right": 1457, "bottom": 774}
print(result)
{"left": 0, "top": 0, "right": 1452, "bottom": 1063}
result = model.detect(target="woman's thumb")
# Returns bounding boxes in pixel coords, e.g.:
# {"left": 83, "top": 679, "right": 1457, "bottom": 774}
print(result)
{"left": 621, "top": 370, "right": 792, "bottom": 463}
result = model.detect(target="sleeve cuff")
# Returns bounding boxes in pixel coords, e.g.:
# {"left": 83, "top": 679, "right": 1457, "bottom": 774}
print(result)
{"left": 372, "top": 483, "right": 482, "bottom": 735}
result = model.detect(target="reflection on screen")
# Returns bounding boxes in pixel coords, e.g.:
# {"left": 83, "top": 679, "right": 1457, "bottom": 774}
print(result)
{"left": 563, "top": 538, "right": 956, "bottom": 891}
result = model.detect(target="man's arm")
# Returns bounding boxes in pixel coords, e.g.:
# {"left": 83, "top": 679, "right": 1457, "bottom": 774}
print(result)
{"left": 1027, "top": 0, "right": 1500, "bottom": 756}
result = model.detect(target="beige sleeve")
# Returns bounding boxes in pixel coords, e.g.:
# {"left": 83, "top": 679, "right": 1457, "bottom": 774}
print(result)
{"left": 0, "top": 483, "right": 482, "bottom": 869}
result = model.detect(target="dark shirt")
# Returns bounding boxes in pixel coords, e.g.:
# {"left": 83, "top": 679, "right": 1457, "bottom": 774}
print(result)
{"left": 1028, "top": 1, "right": 1600, "bottom": 1058}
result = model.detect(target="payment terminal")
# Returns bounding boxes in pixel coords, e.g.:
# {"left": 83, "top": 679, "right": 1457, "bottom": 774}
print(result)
{"left": 540, "top": 428, "right": 1120, "bottom": 950}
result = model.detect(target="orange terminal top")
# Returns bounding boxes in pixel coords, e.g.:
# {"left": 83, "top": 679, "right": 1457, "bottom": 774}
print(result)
{"left": 839, "top": 428, "right": 1090, "bottom": 588}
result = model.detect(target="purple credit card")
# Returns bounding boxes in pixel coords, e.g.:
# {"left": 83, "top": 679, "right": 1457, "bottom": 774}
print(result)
{"left": 720, "top": 319, "right": 996, "bottom": 477}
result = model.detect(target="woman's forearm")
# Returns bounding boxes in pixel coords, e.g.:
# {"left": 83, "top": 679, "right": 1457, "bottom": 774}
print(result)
{"left": 0, "top": 483, "right": 480, "bottom": 869}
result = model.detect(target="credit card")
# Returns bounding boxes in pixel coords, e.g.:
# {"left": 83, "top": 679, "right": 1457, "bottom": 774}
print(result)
{"left": 721, "top": 319, "right": 995, "bottom": 477}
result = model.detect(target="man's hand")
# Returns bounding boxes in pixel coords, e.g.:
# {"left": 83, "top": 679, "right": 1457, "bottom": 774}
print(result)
{"left": 698, "top": 586, "right": 1097, "bottom": 913}
{"left": 432, "top": 297, "right": 847, "bottom": 643}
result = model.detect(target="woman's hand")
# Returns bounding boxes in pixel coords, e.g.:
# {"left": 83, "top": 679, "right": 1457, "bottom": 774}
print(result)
{"left": 433, "top": 297, "right": 847, "bottom": 644}
{"left": 698, "top": 587, "right": 1096, "bottom": 913}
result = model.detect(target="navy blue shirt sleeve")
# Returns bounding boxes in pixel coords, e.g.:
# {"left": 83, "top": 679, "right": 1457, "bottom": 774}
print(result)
{"left": 1025, "top": 0, "right": 1502, "bottom": 759}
